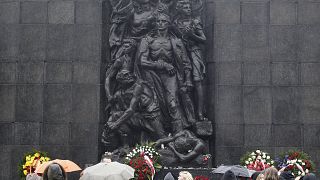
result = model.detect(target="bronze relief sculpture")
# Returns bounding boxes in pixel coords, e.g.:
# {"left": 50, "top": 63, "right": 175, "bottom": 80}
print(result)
{"left": 103, "top": 0, "right": 211, "bottom": 167}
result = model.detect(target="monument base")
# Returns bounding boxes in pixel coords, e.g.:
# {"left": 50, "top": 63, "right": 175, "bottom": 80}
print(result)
{"left": 154, "top": 168, "right": 219, "bottom": 180}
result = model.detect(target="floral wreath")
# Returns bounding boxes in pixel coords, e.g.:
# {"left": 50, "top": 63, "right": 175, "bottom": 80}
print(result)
{"left": 275, "top": 150, "right": 315, "bottom": 177}
{"left": 125, "top": 143, "right": 162, "bottom": 180}
{"left": 18, "top": 149, "right": 50, "bottom": 179}
{"left": 240, "top": 149, "right": 274, "bottom": 171}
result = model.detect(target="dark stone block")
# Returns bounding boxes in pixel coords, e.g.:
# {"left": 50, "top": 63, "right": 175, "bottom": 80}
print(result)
{"left": 301, "top": 87, "right": 320, "bottom": 124}
{"left": 0, "top": 2, "right": 19, "bottom": 24}
{"left": 41, "top": 123, "right": 69, "bottom": 145}
{"left": 0, "top": 123, "right": 14, "bottom": 144}
{"left": 206, "top": 63, "right": 215, "bottom": 85}
{"left": 73, "top": 62, "right": 100, "bottom": 84}
{"left": 303, "top": 148, "right": 320, "bottom": 165}
{"left": 298, "top": 25, "right": 320, "bottom": 62}
{"left": 270, "top": 26, "right": 298, "bottom": 61}
{"left": 273, "top": 125, "right": 302, "bottom": 147}
{"left": 241, "top": 2, "right": 268, "bottom": 24}
{"left": 0, "top": 62, "right": 16, "bottom": 83}
{"left": 47, "top": 25, "right": 74, "bottom": 61}
{"left": 243, "top": 62, "right": 270, "bottom": 85}
{"left": 215, "top": 86, "right": 242, "bottom": 124}
{"left": 76, "top": 1, "right": 101, "bottom": 24}
{"left": 17, "top": 62, "right": 44, "bottom": 83}
{"left": 298, "top": 2, "right": 320, "bottom": 24}
{"left": 214, "top": 24, "right": 241, "bottom": 62}
{"left": 69, "top": 145, "right": 99, "bottom": 168}
{"left": 272, "top": 87, "right": 301, "bottom": 124}
{"left": 216, "top": 62, "right": 241, "bottom": 85}
{"left": 242, "top": 25, "right": 269, "bottom": 61}
{"left": 19, "top": 25, "right": 46, "bottom": 61}
{"left": 74, "top": 25, "right": 101, "bottom": 61}
{"left": 0, "top": 85, "right": 15, "bottom": 122}
{"left": 21, "top": 2, "right": 47, "bottom": 24}
{"left": 301, "top": 63, "right": 320, "bottom": 85}
{"left": 16, "top": 85, "right": 43, "bottom": 122}
{"left": 214, "top": 1, "right": 240, "bottom": 24}
{"left": 215, "top": 147, "right": 244, "bottom": 165}
{"left": 44, "top": 85, "right": 72, "bottom": 123}
{"left": 14, "top": 122, "right": 41, "bottom": 145}
{"left": 45, "top": 62, "right": 72, "bottom": 83}
{"left": 244, "top": 125, "right": 272, "bottom": 147}
{"left": 72, "top": 85, "right": 99, "bottom": 123}
{"left": 270, "top": 1, "right": 297, "bottom": 25}
{"left": 304, "top": 125, "right": 320, "bottom": 147}
{"left": 244, "top": 87, "right": 272, "bottom": 124}
{"left": 0, "top": 146, "right": 11, "bottom": 179}
{"left": 215, "top": 124, "right": 244, "bottom": 146}
{"left": 48, "top": 1, "right": 74, "bottom": 24}
{"left": 0, "top": 25, "right": 19, "bottom": 60}
{"left": 70, "top": 123, "right": 98, "bottom": 145}
{"left": 40, "top": 145, "right": 70, "bottom": 160}
{"left": 271, "top": 63, "right": 299, "bottom": 85}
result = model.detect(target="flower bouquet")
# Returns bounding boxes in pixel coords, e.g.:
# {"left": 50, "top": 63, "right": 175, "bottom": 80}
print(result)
{"left": 275, "top": 150, "right": 315, "bottom": 177}
{"left": 18, "top": 149, "right": 50, "bottom": 179}
{"left": 125, "top": 143, "right": 162, "bottom": 180}
{"left": 240, "top": 149, "right": 274, "bottom": 171}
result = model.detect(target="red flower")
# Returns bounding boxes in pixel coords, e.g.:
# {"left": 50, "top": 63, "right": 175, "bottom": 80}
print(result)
{"left": 194, "top": 176, "right": 209, "bottom": 180}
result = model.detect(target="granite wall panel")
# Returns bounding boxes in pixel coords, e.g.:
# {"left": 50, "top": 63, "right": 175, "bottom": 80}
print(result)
{"left": 1, "top": 0, "right": 320, "bottom": 179}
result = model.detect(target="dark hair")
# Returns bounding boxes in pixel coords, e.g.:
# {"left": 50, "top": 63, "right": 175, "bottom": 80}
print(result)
{"left": 251, "top": 172, "right": 261, "bottom": 180}
{"left": 101, "top": 152, "right": 113, "bottom": 162}
{"left": 42, "top": 163, "right": 67, "bottom": 180}
{"left": 221, "top": 170, "right": 237, "bottom": 180}
{"left": 302, "top": 173, "right": 317, "bottom": 180}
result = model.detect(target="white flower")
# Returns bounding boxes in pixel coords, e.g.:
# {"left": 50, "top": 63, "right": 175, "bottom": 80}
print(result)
{"left": 257, "top": 156, "right": 262, "bottom": 160}
{"left": 302, "top": 172, "right": 305, "bottom": 176}
{"left": 252, "top": 156, "right": 256, "bottom": 159}
{"left": 302, "top": 162, "right": 305, "bottom": 166}
{"left": 248, "top": 158, "right": 252, "bottom": 161}
{"left": 298, "top": 159, "right": 302, "bottom": 163}
{"left": 249, "top": 161, "right": 253, "bottom": 164}
{"left": 245, "top": 161, "right": 249, "bottom": 165}
{"left": 298, "top": 171, "right": 301, "bottom": 175}
{"left": 271, "top": 160, "right": 274, "bottom": 164}
{"left": 262, "top": 154, "right": 266, "bottom": 159}
{"left": 267, "top": 156, "right": 270, "bottom": 160}
{"left": 292, "top": 159, "right": 297, "bottom": 164}
{"left": 306, "top": 169, "right": 309, "bottom": 174}
{"left": 267, "top": 163, "right": 270, "bottom": 165}
{"left": 251, "top": 152, "right": 255, "bottom": 156}
{"left": 256, "top": 150, "right": 261, "bottom": 154}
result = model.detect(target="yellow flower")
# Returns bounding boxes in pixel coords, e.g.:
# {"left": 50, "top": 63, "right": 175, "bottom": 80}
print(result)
{"left": 40, "top": 157, "right": 45, "bottom": 161}
{"left": 45, "top": 157, "right": 50, "bottom": 161}
{"left": 25, "top": 161, "right": 31, "bottom": 166}
{"left": 23, "top": 165, "right": 26, "bottom": 169}
{"left": 23, "top": 170, "right": 28, "bottom": 175}
{"left": 34, "top": 153, "right": 40, "bottom": 158}
{"left": 26, "top": 155, "right": 31, "bottom": 161}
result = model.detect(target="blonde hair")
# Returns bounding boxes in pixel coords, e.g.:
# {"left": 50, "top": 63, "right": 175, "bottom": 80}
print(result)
{"left": 264, "top": 167, "right": 279, "bottom": 180}
{"left": 257, "top": 173, "right": 264, "bottom": 180}
{"left": 179, "top": 171, "right": 193, "bottom": 180}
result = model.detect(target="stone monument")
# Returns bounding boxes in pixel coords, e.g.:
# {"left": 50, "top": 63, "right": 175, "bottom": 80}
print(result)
{"left": 102, "top": 0, "right": 212, "bottom": 167}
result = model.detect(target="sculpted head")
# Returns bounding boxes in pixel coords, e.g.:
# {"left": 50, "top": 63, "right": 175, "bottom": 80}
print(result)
{"left": 156, "top": 13, "right": 171, "bottom": 31}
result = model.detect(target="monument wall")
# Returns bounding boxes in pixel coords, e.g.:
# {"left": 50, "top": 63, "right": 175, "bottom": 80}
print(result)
{"left": 0, "top": 0, "right": 320, "bottom": 179}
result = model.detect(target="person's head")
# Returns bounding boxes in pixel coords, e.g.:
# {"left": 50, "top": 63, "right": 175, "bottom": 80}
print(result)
{"left": 221, "top": 170, "right": 237, "bottom": 180}
{"left": 252, "top": 172, "right": 261, "bottom": 180}
{"left": 101, "top": 152, "right": 113, "bottom": 163}
{"left": 122, "top": 39, "right": 136, "bottom": 54}
{"left": 177, "top": 0, "right": 192, "bottom": 16}
{"left": 257, "top": 173, "right": 265, "bottom": 180}
{"left": 178, "top": 171, "right": 193, "bottom": 180}
{"left": 116, "top": 69, "right": 135, "bottom": 85}
{"left": 42, "top": 163, "right": 66, "bottom": 180}
{"left": 174, "top": 136, "right": 192, "bottom": 153}
{"left": 156, "top": 13, "right": 171, "bottom": 31}
{"left": 264, "top": 167, "right": 279, "bottom": 180}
